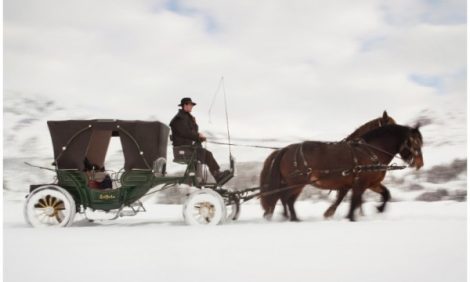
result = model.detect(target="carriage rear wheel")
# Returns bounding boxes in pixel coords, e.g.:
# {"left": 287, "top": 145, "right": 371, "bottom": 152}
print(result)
{"left": 24, "top": 186, "right": 76, "bottom": 227}
{"left": 183, "top": 189, "right": 227, "bottom": 225}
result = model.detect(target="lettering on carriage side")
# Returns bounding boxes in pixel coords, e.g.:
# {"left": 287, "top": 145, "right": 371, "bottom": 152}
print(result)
{"left": 99, "top": 194, "right": 116, "bottom": 200}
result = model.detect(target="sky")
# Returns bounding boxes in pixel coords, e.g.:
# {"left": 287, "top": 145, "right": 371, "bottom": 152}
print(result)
{"left": 3, "top": 0, "right": 467, "bottom": 142}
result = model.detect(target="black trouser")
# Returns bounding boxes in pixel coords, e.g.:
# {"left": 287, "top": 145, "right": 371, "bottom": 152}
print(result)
{"left": 195, "top": 147, "right": 220, "bottom": 175}
{"left": 173, "top": 146, "right": 220, "bottom": 175}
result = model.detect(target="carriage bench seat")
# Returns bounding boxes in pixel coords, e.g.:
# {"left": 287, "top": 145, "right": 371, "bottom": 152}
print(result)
{"left": 173, "top": 158, "right": 190, "bottom": 165}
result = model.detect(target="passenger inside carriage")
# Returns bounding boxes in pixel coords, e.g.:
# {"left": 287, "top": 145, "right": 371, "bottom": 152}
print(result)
{"left": 84, "top": 129, "right": 116, "bottom": 190}
{"left": 84, "top": 158, "right": 113, "bottom": 189}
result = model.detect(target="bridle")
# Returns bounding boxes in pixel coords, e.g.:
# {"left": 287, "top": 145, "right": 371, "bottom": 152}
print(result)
{"left": 358, "top": 131, "right": 422, "bottom": 167}
{"left": 398, "top": 134, "right": 422, "bottom": 165}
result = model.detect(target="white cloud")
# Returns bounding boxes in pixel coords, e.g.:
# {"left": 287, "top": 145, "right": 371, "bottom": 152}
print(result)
{"left": 4, "top": 0, "right": 466, "bottom": 143}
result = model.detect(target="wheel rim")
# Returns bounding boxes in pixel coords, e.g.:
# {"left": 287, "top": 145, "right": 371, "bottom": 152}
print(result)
{"left": 183, "top": 190, "right": 226, "bottom": 225}
{"left": 25, "top": 188, "right": 74, "bottom": 227}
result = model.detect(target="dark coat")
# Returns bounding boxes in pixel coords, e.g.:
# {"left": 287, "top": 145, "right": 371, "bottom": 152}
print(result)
{"left": 169, "top": 109, "right": 200, "bottom": 146}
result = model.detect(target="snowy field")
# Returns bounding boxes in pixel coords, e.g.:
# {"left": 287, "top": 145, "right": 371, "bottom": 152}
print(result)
{"left": 3, "top": 199, "right": 467, "bottom": 282}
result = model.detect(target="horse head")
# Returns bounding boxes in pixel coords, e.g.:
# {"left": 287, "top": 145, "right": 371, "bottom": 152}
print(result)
{"left": 399, "top": 124, "right": 424, "bottom": 169}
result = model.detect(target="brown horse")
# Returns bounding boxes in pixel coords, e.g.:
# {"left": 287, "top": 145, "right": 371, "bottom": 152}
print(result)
{"left": 260, "top": 123, "right": 423, "bottom": 221}
{"left": 262, "top": 111, "right": 396, "bottom": 219}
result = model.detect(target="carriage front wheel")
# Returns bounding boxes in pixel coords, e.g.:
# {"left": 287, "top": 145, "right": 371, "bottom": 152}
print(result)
{"left": 183, "top": 189, "right": 227, "bottom": 225}
{"left": 24, "top": 185, "right": 76, "bottom": 227}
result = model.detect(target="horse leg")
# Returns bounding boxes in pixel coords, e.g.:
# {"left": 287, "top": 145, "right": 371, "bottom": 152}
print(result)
{"left": 347, "top": 186, "right": 366, "bottom": 222}
{"left": 324, "top": 189, "right": 348, "bottom": 218}
{"left": 263, "top": 203, "right": 277, "bottom": 220}
{"left": 263, "top": 198, "right": 278, "bottom": 221}
{"left": 287, "top": 190, "right": 302, "bottom": 222}
{"left": 281, "top": 199, "right": 289, "bottom": 219}
{"left": 359, "top": 207, "right": 364, "bottom": 216}
{"left": 369, "top": 184, "right": 391, "bottom": 213}
{"left": 358, "top": 191, "right": 369, "bottom": 217}
{"left": 264, "top": 208, "right": 274, "bottom": 220}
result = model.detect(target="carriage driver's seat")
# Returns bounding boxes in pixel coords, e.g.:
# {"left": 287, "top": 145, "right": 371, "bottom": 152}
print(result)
{"left": 172, "top": 145, "right": 196, "bottom": 164}
{"left": 172, "top": 145, "right": 205, "bottom": 184}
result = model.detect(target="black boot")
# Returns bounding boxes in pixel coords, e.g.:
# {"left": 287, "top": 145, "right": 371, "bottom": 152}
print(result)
{"left": 213, "top": 170, "right": 231, "bottom": 183}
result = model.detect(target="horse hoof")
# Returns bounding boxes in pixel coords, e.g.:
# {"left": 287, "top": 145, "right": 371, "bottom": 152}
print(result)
{"left": 323, "top": 209, "right": 335, "bottom": 218}
{"left": 290, "top": 218, "right": 301, "bottom": 222}
{"left": 264, "top": 213, "right": 273, "bottom": 221}
{"left": 376, "top": 206, "right": 386, "bottom": 213}
{"left": 347, "top": 216, "right": 356, "bottom": 222}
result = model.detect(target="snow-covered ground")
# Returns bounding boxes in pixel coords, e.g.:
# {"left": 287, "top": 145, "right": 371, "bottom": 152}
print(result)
{"left": 3, "top": 92, "right": 467, "bottom": 282}
{"left": 3, "top": 200, "right": 467, "bottom": 282}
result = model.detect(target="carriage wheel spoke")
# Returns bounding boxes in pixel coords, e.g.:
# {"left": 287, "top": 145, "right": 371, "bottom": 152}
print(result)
{"left": 35, "top": 208, "right": 46, "bottom": 217}
{"left": 55, "top": 211, "right": 65, "bottom": 223}
{"left": 193, "top": 212, "right": 202, "bottom": 222}
{"left": 50, "top": 196, "right": 57, "bottom": 207}
{"left": 38, "top": 213, "right": 48, "bottom": 224}
{"left": 45, "top": 195, "right": 52, "bottom": 206}
{"left": 38, "top": 198, "right": 47, "bottom": 208}
{"left": 55, "top": 202, "right": 65, "bottom": 210}
{"left": 33, "top": 195, "right": 67, "bottom": 224}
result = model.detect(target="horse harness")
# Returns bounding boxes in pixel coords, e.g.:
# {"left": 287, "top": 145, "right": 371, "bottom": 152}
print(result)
{"left": 289, "top": 140, "right": 405, "bottom": 182}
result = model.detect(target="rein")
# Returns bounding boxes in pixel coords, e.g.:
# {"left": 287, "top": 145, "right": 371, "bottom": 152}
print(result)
{"left": 352, "top": 140, "right": 405, "bottom": 161}
{"left": 207, "top": 140, "right": 281, "bottom": 150}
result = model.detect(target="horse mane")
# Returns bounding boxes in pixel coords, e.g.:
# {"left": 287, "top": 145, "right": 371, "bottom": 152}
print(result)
{"left": 345, "top": 118, "right": 379, "bottom": 140}
{"left": 360, "top": 124, "right": 410, "bottom": 143}
{"left": 345, "top": 112, "right": 395, "bottom": 141}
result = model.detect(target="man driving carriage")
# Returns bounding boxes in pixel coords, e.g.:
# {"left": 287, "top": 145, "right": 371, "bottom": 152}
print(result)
{"left": 170, "top": 97, "right": 231, "bottom": 183}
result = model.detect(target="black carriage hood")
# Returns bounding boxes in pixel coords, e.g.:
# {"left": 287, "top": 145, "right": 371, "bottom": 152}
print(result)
{"left": 47, "top": 119, "right": 169, "bottom": 171}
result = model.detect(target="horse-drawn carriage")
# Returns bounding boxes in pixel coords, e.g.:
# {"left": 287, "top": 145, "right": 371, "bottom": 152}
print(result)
{"left": 24, "top": 119, "right": 242, "bottom": 227}
{"left": 24, "top": 114, "right": 424, "bottom": 227}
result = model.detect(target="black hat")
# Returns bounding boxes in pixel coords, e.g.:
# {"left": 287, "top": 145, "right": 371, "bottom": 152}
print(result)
{"left": 178, "top": 97, "right": 197, "bottom": 106}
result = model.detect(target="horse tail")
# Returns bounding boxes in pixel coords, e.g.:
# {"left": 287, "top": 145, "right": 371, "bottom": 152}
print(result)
{"left": 260, "top": 147, "right": 288, "bottom": 213}
{"left": 260, "top": 150, "right": 278, "bottom": 194}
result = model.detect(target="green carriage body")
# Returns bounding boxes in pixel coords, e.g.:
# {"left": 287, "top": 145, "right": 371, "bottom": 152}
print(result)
{"left": 37, "top": 119, "right": 211, "bottom": 212}
{"left": 25, "top": 119, "right": 236, "bottom": 227}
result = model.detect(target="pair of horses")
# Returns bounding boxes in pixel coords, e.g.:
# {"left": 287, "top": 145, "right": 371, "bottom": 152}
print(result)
{"left": 259, "top": 111, "right": 424, "bottom": 221}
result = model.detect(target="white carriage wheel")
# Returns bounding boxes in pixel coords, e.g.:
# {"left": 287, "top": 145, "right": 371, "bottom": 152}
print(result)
{"left": 183, "top": 189, "right": 227, "bottom": 225}
{"left": 24, "top": 186, "right": 76, "bottom": 228}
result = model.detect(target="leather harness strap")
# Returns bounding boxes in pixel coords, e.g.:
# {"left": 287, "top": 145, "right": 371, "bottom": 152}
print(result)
{"left": 289, "top": 140, "right": 394, "bottom": 180}
{"left": 291, "top": 142, "right": 312, "bottom": 178}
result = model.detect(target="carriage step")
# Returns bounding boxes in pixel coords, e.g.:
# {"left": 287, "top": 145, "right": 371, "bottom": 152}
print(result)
{"left": 84, "top": 201, "right": 146, "bottom": 221}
